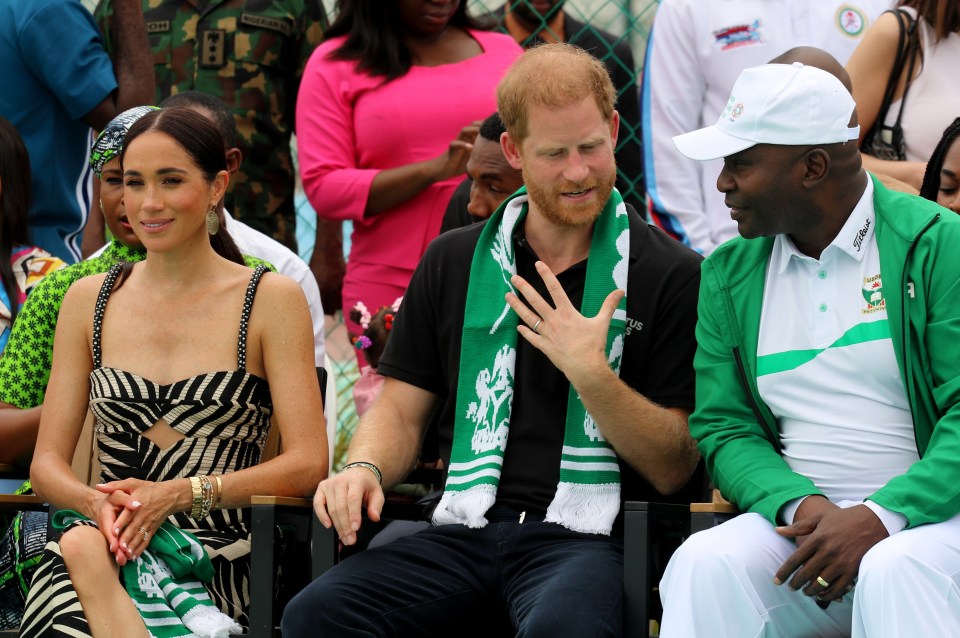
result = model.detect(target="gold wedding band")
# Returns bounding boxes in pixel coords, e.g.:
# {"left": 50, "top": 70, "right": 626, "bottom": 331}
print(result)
{"left": 138, "top": 527, "right": 149, "bottom": 541}
{"left": 532, "top": 319, "right": 542, "bottom": 334}
{"left": 816, "top": 576, "right": 830, "bottom": 589}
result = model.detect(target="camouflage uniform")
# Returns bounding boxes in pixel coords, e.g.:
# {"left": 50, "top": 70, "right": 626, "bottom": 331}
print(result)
{"left": 94, "top": 0, "right": 328, "bottom": 250}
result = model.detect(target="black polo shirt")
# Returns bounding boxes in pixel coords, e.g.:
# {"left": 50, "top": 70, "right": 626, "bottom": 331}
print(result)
{"left": 378, "top": 204, "right": 703, "bottom": 514}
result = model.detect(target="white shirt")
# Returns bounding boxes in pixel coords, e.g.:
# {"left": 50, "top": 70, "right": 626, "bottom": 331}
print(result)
{"left": 757, "top": 179, "right": 915, "bottom": 534}
{"left": 642, "top": 0, "right": 891, "bottom": 255}
{"left": 884, "top": 8, "right": 960, "bottom": 162}
{"left": 88, "top": 211, "right": 326, "bottom": 366}
{"left": 223, "top": 212, "right": 325, "bottom": 366}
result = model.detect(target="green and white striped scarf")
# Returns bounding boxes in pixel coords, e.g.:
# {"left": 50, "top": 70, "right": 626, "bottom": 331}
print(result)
{"left": 53, "top": 511, "right": 241, "bottom": 638}
{"left": 432, "top": 187, "right": 629, "bottom": 535}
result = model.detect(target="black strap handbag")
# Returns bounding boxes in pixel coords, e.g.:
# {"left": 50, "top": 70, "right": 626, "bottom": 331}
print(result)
{"left": 860, "top": 8, "right": 921, "bottom": 161}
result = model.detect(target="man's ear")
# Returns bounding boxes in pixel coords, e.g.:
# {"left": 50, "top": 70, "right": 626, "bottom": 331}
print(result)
{"left": 802, "top": 148, "right": 830, "bottom": 187}
{"left": 225, "top": 148, "right": 242, "bottom": 175}
{"left": 501, "top": 131, "right": 523, "bottom": 170}
{"left": 610, "top": 110, "right": 620, "bottom": 147}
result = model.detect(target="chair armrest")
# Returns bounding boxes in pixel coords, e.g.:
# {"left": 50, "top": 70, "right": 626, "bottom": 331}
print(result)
{"left": 250, "top": 496, "right": 312, "bottom": 508}
{"left": 689, "top": 502, "right": 739, "bottom": 514}
{"left": 690, "top": 502, "right": 740, "bottom": 534}
{"left": 0, "top": 494, "right": 47, "bottom": 511}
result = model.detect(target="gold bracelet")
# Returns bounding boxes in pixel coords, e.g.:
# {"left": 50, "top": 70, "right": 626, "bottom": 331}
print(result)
{"left": 189, "top": 476, "right": 204, "bottom": 518}
{"left": 213, "top": 474, "right": 223, "bottom": 510}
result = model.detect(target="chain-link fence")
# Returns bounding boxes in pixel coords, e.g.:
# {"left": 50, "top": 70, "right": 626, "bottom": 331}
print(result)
{"left": 469, "top": 1, "right": 658, "bottom": 206}
{"left": 471, "top": 1, "right": 657, "bottom": 68}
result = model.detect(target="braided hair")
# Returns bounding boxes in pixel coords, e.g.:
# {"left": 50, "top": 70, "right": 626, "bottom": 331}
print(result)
{"left": 919, "top": 117, "right": 960, "bottom": 201}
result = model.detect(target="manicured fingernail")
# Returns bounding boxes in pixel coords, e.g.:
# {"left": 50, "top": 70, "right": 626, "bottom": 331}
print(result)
{"left": 114, "top": 528, "right": 120, "bottom": 535}
{"left": 773, "top": 577, "right": 782, "bottom": 585}
{"left": 131, "top": 501, "right": 141, "bottom": 507}
{"left": 121, "top": 541, "right": 128, "bottom": 549}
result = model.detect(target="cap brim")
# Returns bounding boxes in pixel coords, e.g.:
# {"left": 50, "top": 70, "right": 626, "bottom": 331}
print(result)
{"left": 672, "top": 125, "right": 758, "bottom": 161}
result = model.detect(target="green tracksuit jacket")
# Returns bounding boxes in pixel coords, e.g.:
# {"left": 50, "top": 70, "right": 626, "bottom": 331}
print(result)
{"left": 692, "top": 174, "right": 960, "bottom": 528}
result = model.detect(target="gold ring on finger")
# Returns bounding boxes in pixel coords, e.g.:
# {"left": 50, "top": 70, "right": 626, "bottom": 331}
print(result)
{"left": 816, "top": 576, "right": 830, "bottom": 589}
{"left": 138, "top": 527, "right": 149, "bottom": 541}
{"left": 532, "top": 319, "right": 542, "bottom": 334}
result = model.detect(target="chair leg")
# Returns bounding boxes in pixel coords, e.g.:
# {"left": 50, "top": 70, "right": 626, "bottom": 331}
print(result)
{"left": 623, "top": 505, "right": 650, "bottom": 637}
{"left": 311, "top": 517, "right": 338, "bottom": 580}
{"left": 249, "top": 503, "right": 278, "bottom": 638}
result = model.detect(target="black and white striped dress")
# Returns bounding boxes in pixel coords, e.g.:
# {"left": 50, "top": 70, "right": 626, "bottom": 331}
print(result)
{"left": 20, "top": 264, "right": 273, "bottom": 637}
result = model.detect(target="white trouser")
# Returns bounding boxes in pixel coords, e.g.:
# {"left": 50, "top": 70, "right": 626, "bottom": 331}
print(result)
{"left": 659, "top": 508, "right": 960, "bottom": 637}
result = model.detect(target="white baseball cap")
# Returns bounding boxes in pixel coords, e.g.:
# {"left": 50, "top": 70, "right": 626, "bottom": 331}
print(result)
{"left": 673, "top": 62, "right": 859, "bottom": 161}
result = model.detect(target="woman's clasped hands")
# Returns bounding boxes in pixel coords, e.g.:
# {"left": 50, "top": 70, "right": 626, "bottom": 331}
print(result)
{"left": 93, "top": 477, "right": 185, "bottom": 565}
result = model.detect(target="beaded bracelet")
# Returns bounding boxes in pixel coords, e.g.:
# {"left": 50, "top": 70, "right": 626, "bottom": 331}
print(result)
{"left": 199, "top": 475, "right": 214, "bottom": 517}
{"left": 341, "top": 461, "right": 382, "bottom": 485}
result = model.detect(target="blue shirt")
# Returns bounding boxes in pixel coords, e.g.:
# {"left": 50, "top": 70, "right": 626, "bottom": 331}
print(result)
{"left": 0, "top": 0, "right": 117, "bottom": 263}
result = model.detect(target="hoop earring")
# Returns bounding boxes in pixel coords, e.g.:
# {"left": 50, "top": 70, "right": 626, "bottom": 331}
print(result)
{"left": 205, "top": 206, "right": 220, "bottom": 235}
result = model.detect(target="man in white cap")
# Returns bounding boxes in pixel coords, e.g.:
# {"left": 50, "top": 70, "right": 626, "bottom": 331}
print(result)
{"left": 658, "top": 60, "right": 960, "bottom": 637}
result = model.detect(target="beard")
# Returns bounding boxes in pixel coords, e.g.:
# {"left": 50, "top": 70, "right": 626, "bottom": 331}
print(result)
{"left": 522, "top": 165, "right": 617, "bottom": 228}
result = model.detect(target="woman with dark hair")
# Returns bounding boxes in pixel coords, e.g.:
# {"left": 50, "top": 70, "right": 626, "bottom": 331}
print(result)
{"left": 847, "top": 0, "right": 960, "bottom": 189}
{"left": 919, "top": 116, "right": 960, "bottom": 209}
{"left": 0, "top": 117, "right": 66, "bottom": 355}
{"left": 20, "top": 107, "right": 327, "bottom": 637}
{"left": 297, "top": 0, "right": 521, "bottom": 344}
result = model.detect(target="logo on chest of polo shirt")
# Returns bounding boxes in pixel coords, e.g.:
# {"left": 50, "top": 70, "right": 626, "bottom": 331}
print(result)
{"left": 713, "top": 20, "right": 765, "bottom": 51}
{"left": 853, "top": 218, "right": 871, "bottom": 252}
{"left": 837, "top": 6, "right": 867, "bottom": 37}
{"left": 862, "top": 274, "right": 885, "bottom": 314}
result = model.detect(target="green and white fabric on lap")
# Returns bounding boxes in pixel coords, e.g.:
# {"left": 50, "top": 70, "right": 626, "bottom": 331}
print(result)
{"left": 432, "top": 186, "right": 629, "bottom": 536}
{"left": 53, "top": 511, "right": 241, "bottom": 638}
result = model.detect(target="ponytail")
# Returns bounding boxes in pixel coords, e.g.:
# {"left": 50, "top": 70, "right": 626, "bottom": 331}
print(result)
{"left": 209, "top": 220, "right": 246, "bottom": 265}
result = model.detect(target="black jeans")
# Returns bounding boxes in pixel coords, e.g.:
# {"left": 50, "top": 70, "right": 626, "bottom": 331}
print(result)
{"left": 281, "top": 513, "right": 624, "bottom": 637}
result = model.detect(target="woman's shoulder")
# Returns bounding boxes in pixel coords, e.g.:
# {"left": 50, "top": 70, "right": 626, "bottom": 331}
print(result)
{"left": 306, "top": 36, "right": 381, "bottom": 87}
{"left": 469, "top": 28, "right": 524, "bottom": 55}
{"left": 306, "top": 36, "right": 351, "bottom": 74}
{"left": 250, "top": 269, "right": 307, "bottom": 309}
{"left": 314, "top": 35, "right": 348, "bottom": 57}
{"left": 310, "top": 36, "right": 356, "bottom": 70}
{"left": 69, "top": 270, "right": 110, "bottom": 295}
{"left": 869, "top": 9, "right": 915, "bottom": 46}
{"left": 58, "top": 271, "right": 109, "bottom": 319}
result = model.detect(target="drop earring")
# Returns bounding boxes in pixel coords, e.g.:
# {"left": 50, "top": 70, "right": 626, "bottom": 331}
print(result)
{"left": 205, "top": 205, "right": 220, "bottom": 235}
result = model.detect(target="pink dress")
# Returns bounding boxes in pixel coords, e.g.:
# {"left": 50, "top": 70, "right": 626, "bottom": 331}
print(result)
{"left": 296, "top": 30, "right": 522, "bottom": 336}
